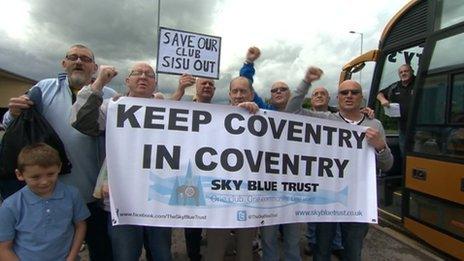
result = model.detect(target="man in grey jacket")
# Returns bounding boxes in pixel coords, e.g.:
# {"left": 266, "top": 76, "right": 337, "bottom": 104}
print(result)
{"left": 286, "top": 67, "right": 393, "bottom": 261}
{"left": 70, "top": 62, "right": 173, "bottom": 261}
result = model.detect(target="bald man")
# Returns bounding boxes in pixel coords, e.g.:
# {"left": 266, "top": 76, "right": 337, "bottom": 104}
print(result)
{"left": 310, "top": 86, "right": 338, "bottom": 113}
{"left": 205, "top": 76, "right": 258, "bottom": 261}
{"left": 239, "top": 46, "right": 293, "bottom": 111}
{"left": 170, "top": 75, "right": 217, "bottom": 261}
{"left": 305, "top": 86, "right": 343, "bottom": 257}
{"left": 286, "top": 68, "right": 393, "bottom": 261}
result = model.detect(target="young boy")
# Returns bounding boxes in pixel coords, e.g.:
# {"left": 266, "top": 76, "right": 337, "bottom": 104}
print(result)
{"left": 0, "top": 143, "right": 90, "bottom": 261}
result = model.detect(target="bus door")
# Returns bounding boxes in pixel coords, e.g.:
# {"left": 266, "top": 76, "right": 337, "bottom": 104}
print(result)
{"left": 374, "top": 44, "right": 424, "bottom": 220}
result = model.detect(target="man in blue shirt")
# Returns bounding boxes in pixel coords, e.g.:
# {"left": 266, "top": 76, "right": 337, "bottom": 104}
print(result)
{"left": 239, "top": 47, "right": 291, "bottom": 112}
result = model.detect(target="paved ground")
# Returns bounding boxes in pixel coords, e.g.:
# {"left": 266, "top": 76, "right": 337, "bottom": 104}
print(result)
{"left": 79, "top": 224, "right": 445, "bottom": 260}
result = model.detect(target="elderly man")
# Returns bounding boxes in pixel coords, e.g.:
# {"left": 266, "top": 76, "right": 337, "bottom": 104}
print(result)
{"left": 259, "top": 71, "right": 321, "bottom": 261}
{"left": 172, "top": 74, "right": 215, "bottom": 104}
{"left": 376, "top": 64, "right": 415, "bottom": 156}
{"left": 310, "top": 86, "right": 338, "bottom": 112}
{"left": 239, "top": 46, "right": 292, "bottom": 111}
{"left": 70, "top": 62, "right": 172, "bottom": 261}
{"left": 205, "top": 76, "right": 258, "bottom": 261}
{"left": 2, "top": 44, "right": 116, "bottom": 260}
{"left": 171, "top": 75, "right": 216, "bottom": 261}
{"left": 287, "top": 67, "right": 393, "bottom": 261}
{"left": 305, "top": 86, "right": 343, "bottom": 257}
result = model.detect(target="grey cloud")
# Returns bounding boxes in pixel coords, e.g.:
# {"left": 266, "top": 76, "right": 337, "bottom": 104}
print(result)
{"left": 0, "top": 0, "right": 226, "bottom": 96}
{"left": 0, "top": 0, "right": 403, "bottom": 104}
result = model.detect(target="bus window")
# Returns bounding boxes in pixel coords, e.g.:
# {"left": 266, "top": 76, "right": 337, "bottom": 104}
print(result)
{"left": 447, "top": 73, "right": 464, "bottom": 158}
{"left": 375, "top": 45, "right": 424, "bottom": 134}
{"left": 446, "top": 127, "right": 464, "bottom": 158}
{"left": 416, "top": 75, "right": 447, "bottom": 125}
{"left": 359, "top": 62, "right": 376, "bottom": 104}
{"left": 429, "top": 32, "right": 464, "bottom": 70}
{"left": 451, "top": 73, "right": 464, "bottom": 123}
{"left": 436, "top": 0, "right": 464, "bottom": 30}
{"left": 411, "top": 74, "right": 447, "bottom": 156}
{"left": 378, "top": 45, "right": 423, "bottom": 92}
{"left": 412, "top": 72, "right": 464, "bottom": 158}
{"left": 411, "top": 127, "right": 444, "bottom": 156}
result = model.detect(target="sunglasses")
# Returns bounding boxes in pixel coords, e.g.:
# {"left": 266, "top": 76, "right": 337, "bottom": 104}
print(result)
{"left": 339, "top": 89, "right": 361, "bottom": 95}
{"left": 271, "top": 87, "right": 289, "bottom": 93}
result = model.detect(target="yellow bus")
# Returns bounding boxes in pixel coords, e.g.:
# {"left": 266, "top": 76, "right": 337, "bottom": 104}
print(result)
{"left": 340, "top": 0, "right": 464, "bottom": 259}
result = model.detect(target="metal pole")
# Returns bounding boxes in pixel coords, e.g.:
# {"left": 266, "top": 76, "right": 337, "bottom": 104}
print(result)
{"left": 155, "top": 0, "right": 161, "bottom": 70}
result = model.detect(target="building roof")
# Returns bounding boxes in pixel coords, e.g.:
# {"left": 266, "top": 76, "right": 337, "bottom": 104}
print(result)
{"left": 0, "top": 67, "right": 37, "bottom": 84}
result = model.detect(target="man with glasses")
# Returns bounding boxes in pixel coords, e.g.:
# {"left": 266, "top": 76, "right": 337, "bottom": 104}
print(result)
{"left": 2, "top": 44, "right": 117, "bottom": 260}
{"left": 70, "top": 62, "right": 172, "bottom": 261}
{"left": 239, "top": 47, "right": 312, "bottom": 261}
{"left": 239, "top": 47, "right": 291, "bottom": 112}
{"left": 260, "top": 76, "right": 320, "bottom": 261}
{"left": 286, "top": 68, "right": 393, "bottom": 261}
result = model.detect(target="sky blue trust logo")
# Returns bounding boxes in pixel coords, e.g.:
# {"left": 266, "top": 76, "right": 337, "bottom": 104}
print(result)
{"left": 237, "top": 210, "right": 247, "bottom": 221}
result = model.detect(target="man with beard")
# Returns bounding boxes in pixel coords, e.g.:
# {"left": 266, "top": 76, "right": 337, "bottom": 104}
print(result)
{"left": 2, "top": 44, "right": 117, "bottom": 260}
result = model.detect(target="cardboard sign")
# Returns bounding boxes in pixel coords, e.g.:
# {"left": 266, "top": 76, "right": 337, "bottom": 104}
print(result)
{"left": 156, "top": 27, "right": 221, "bottom": 79}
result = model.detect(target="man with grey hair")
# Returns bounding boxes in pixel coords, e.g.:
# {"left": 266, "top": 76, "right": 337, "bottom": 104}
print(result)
{"left": 376, "top": 63, "right": 415, "bottom": 156}
{"left": 305, "top": 86, "right": 343, "bottom": 258}
{"left": 205, "top": 76, "right": 258, "bottom": 261}
{"left": 171, "top": 74, "right": 216, "bottom": 261}
{"left": 310, "top": 86, "right": 338, "bottom": 113}
{"left": 2, "top": 44, "right": 116, "bottom": 261}
{"left": 71, "top": 62, "right": 172, "bottom": 261}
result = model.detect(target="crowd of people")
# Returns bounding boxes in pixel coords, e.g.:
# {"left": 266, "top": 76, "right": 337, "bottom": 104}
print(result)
{"left": 0, "top": 44, "right": 393, "bottom": 261}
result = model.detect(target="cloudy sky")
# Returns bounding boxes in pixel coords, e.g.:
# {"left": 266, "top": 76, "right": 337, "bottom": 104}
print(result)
{"left": 0, "top": 0, "right": 408, "bottom": 104}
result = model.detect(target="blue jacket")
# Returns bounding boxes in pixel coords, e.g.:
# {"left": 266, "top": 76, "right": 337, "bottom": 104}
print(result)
{"left": 239, "top": 62, "right": 277, "bottom": 111}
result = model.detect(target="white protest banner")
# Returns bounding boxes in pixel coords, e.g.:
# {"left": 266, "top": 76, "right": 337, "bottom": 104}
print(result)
{"left": 156, "top": 27, "right": 221, "bottom": 79}
{"left": 106, "top": 98, "right": 378, "bottom": 228}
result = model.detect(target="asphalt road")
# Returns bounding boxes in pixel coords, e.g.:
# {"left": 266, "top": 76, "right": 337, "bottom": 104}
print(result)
{"left": 79, "top": 224, "right": 445, "bottom": 260}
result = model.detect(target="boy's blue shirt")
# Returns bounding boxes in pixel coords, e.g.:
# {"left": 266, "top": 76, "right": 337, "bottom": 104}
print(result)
{"left": 0, "top": 181, "right": 90, "bottom": 261}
